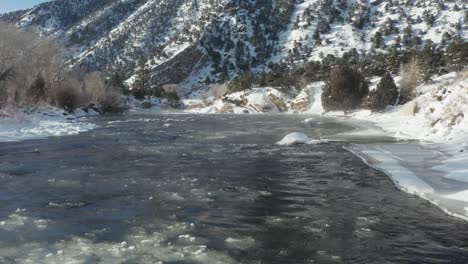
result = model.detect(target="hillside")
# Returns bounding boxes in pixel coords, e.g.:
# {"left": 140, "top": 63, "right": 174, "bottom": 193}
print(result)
{"left": 1, "top": 0, "right": 467, "bottom": 96}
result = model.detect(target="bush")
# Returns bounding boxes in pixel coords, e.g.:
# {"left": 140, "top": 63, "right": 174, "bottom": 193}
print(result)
{"left": 99, "top": 91, "right": 127, "bottom": 113}
{"left": 367, "top": 72, "right": 399, "bottom": 112}
{"left": 55, "top": 85, "right": 83, "bottom": 113}
{"left": 321, "top": 65, "right": 368, "bottom": 112}
{"left": 398, "top": 59, "right": 420, "bottom": 104}
{"left": 27, "top": 75, "right": 46, "bottom": 104}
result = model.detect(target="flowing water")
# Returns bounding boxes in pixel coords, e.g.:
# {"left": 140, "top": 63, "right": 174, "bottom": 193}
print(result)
{"left": 1, "top": 114, "right": 468, "bottom": 264}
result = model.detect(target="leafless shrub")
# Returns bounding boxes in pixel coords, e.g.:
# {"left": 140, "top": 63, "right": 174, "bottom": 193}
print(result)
{"left": 398, "top": 59, "right": 421, "bottom": 104}
{"left": 83, "top": 71, "right": 106, "bottom": 104}
{"left": 27, "top": 75, "right": 46, "bottom": 104}
{"left": 55, "top": 84, "right": 84, "bottom": 113}
{"left": 99, "top": 90, "right": 127, "bottom": 113}
{"left": 0, "top": 23, "right": 67, "bottom": 107}
{"left": 0, "top": 23, "right": 124, "bottom": 113}
{"left": 81, "top": 71, "right": 126, "bottom": 113}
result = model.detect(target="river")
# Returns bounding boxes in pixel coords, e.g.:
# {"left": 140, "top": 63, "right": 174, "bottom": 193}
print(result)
{"left": 1, "top": 113, "right": 468, "bottom": 263}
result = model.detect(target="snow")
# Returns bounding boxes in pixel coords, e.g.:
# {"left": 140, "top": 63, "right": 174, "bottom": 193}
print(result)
{"left": 346, "top": 144, "right": 436, "bottom": 195}
{"left": 276, "top": 132, "right": 324, "bottom": 146}
{"left": 186, "top": 86, "right": 327, "bottom": 114}
{"left": 0, "top": 107, "right": 97, "bottom": 142}
{"left": 188, "top": 87, "right": 292, "bottom": 114}
{"left": 446, "top": 191, "right": 468, "bottom": 203}
{"left": 333, "top": 71, "right": 468, "bottom": 220}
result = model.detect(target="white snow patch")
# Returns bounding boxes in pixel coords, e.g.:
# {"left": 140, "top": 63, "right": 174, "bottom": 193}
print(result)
{"left": 0, "top": 107, "right": 97, "bottom": 142}
{"left": 276, "top": 132, "right": 324, "bottom": 146}
{"left": 345, "top": 146, "right": 434, "bottom": 196}
{"left": 446, "top": 191, "right": 468, "bottom": 203}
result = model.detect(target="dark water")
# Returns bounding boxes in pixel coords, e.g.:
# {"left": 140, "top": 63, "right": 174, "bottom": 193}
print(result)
{"left": 1, "top": 114, "right": 468, "bottom": 264}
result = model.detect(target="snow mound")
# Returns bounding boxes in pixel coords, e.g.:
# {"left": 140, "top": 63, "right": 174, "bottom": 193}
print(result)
{"left": 276, "top": 132, "right": 324, "bottom": 146}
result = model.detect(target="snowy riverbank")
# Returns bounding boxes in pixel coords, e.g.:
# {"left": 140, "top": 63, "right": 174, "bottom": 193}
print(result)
{"left": 0, "top": 107, "right": 98, "bottom": 142}
{"left": 332, "top": 72, "right": 468, "bottom": 219}
{"left": 307, "top": 71, "right": 468, "bottom": 220}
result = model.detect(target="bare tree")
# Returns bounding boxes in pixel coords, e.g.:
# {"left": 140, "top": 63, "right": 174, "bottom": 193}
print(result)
{"left": 0, "top": 23, "right": 123, "bottom": 112}
{"left": 83, "top": 71, "right": 106, "bottom": 103}
{"left": 398, "top": 59, "right": 420, "bottom": 104}
{"left": 0, "top": 23, "right": 68, "bottom": 106}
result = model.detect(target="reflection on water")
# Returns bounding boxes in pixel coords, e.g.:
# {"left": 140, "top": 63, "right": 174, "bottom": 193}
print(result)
{"left": 0, "top": 114, "right": 468, "bottom": 264}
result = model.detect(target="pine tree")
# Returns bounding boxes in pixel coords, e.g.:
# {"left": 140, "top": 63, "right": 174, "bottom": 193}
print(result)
{"left": 367, "top": 73, "right": 399, "bottom": 112}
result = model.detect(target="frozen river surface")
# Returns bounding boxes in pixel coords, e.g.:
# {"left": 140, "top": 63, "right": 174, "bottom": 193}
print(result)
{"left": 1, "top": 114, "right": 468, "bottom": 263}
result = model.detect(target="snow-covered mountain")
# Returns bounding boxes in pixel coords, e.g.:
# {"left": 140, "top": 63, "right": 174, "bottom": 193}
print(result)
{"left": 1, "top": 0, "right": 466, "bottom": 94}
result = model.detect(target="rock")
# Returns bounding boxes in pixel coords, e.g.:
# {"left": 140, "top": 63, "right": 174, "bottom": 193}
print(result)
{"left": 268, "top": 94, "right": 288, "bottom": 112}
{"left": 290, "top": 98, "right": 310, "bottom": 113}
{"left": 220, "top": 103, "right": 234, "bottom": 113}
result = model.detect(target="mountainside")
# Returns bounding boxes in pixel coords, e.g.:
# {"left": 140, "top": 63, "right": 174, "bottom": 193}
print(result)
{"left": 1, "top": 0, "right": 467, "bottom": 96}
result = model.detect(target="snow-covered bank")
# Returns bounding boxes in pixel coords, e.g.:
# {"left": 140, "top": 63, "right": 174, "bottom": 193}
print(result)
{"left": 0, "top": 107, "right": 97, "bottom": 142}
{"left": 333, "top": 71, "right": 468, "bottom": 220}
{"left": 345, "top": 143, "right": 468, "bottom": 221}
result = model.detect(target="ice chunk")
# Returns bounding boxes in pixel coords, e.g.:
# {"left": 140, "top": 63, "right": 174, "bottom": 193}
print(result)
{"left": 276, "top": 132, "right": 324, "bottom": 146}
{"left": 225, "top": 237, "right": 256, "bottom": 250}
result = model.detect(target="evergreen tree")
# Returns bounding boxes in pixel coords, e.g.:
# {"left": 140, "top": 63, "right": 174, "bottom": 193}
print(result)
{"left": 321, "top": 65, "right": 368, "bottom": 112}
{"left": 368, "top": 72, "right": 399, "bottom": 112}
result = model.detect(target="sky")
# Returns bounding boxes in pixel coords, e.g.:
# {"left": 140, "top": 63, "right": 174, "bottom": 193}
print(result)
{"left": 0, "top": 0, "right": 48, "bottom": 14}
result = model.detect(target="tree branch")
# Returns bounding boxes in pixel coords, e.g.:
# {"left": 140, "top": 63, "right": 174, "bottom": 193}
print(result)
{"left": 0, "top": 67, "right": 14, "bottom": 82}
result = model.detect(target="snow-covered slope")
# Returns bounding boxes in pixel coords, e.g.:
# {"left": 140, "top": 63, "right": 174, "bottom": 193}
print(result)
{"left": 342, "top": 71, "right": 468, "bottom": 143}
{"left": 1, "top": 0, "right": 466, "bottom": 95}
